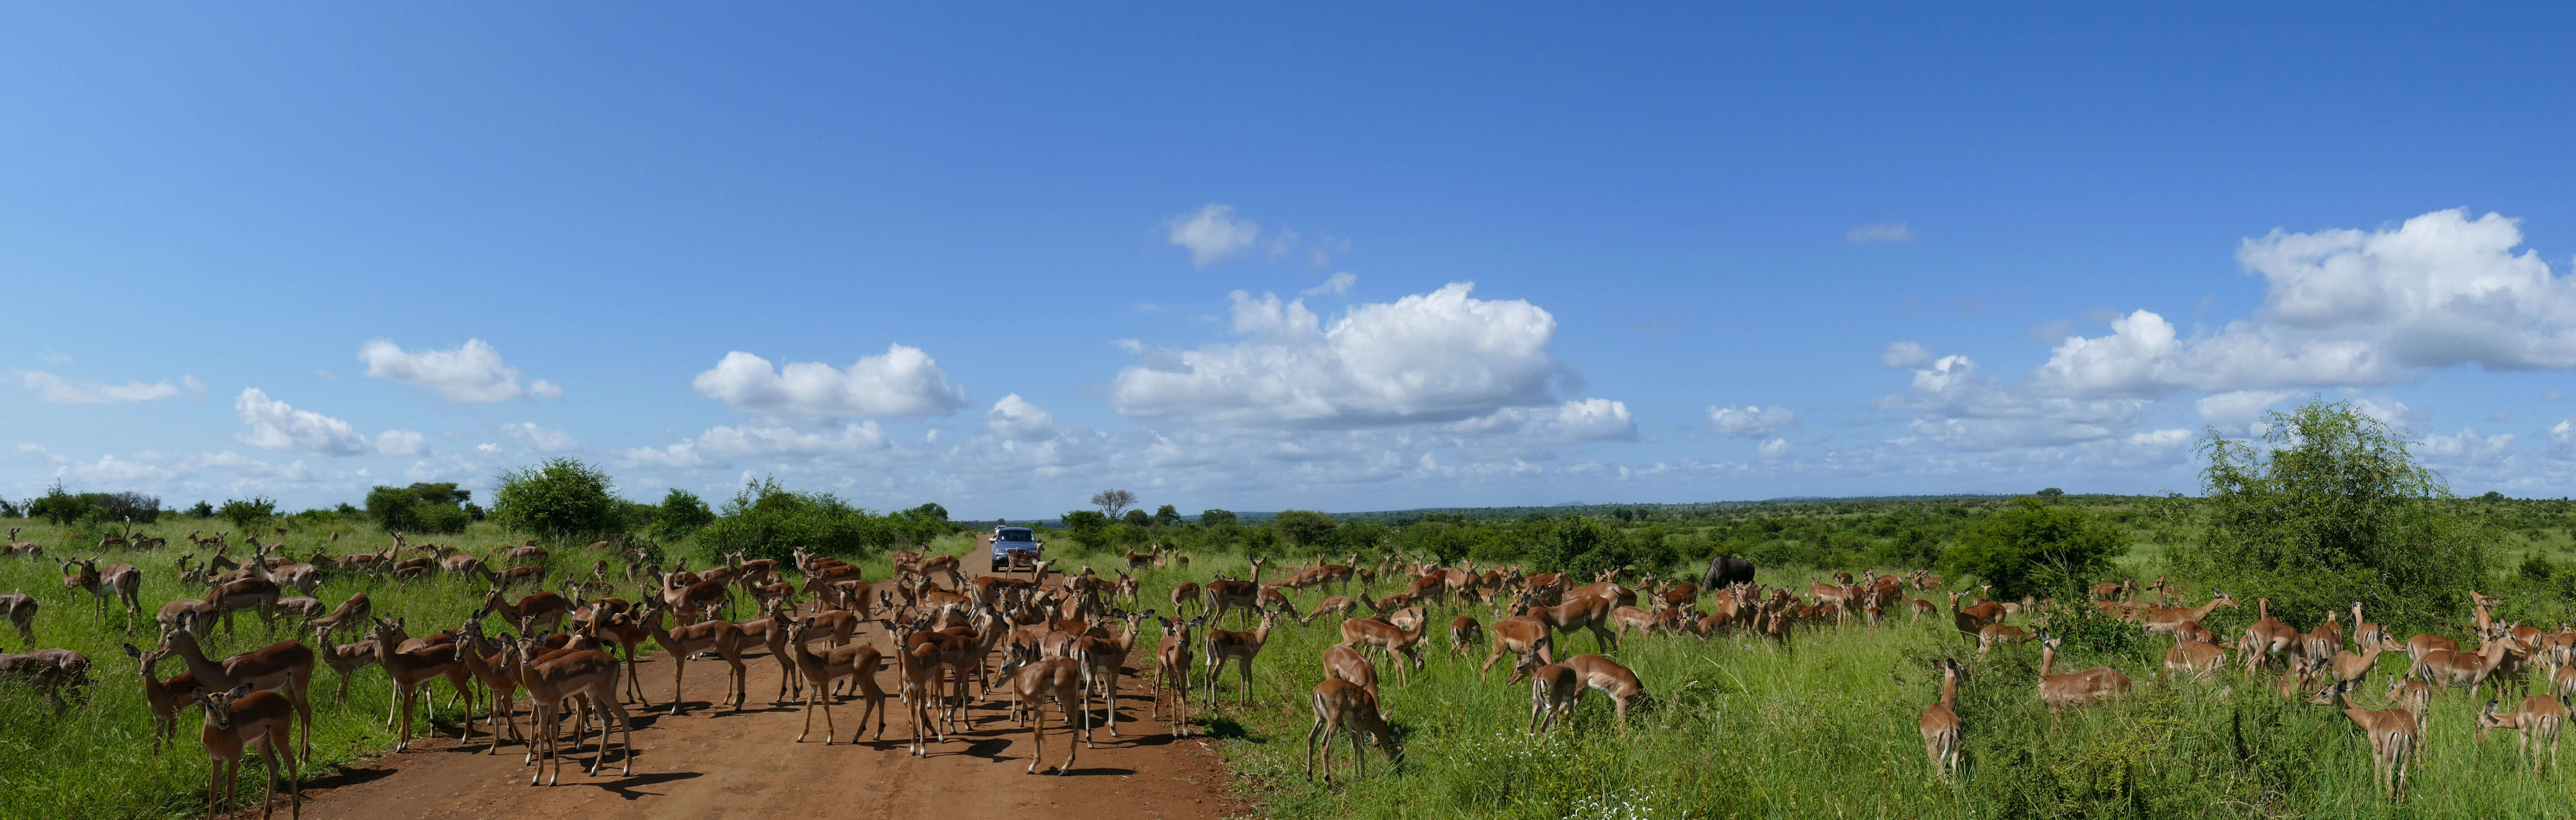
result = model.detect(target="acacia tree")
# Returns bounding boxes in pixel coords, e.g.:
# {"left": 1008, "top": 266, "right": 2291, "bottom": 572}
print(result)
{"left": 1090, "top": 489, "right": 1137, "bottom": 518}
{"left": 2175, "top": 396, "right": 2482, "bottom": 635}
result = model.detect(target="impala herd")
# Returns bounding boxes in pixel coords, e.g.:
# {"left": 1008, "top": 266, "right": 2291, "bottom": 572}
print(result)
{"left": 0, "top": 526, "right": 2559, "bottom": 815}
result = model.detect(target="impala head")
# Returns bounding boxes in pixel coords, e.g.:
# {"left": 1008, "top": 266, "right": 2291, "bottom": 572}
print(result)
{"left": 192, "top": 683, "right": 258, "bottom": 730}
{"left": 1506, "top": 645, "right": 1548, "bottom": 683}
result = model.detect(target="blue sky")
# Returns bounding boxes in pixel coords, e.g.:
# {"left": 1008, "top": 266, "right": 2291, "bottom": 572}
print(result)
{"left": 8, "top": 5, "right": 2576, "bottom": 517}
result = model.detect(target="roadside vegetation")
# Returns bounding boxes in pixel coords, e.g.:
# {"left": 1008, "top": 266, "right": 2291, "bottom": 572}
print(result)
{"left": 3, "top": 397, "right": 2574, "bottom": 818}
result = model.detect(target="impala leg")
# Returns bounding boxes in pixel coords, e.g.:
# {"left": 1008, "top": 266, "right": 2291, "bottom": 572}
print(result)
{"left": 1025, "top": 699, "right": 1046, "bottom": 774}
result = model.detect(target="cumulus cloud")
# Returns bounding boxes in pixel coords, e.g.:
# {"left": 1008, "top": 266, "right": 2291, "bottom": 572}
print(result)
{"left": 13, "top": 371, "right": 200, "bottom": 404}
{"left": 985, "top": 394, "right": 1059, "bottom": 441}
{"left": 2037, "top": 210, "right": 2576, "bottom": 397}
{"left": 2193, "top": 390, "right": 2294, "bottom": 433}
{"left": 1847, "top": 222, "right": 1917, "bottom": 244}
{"left": 1706, "top": 405, "right": 1796, "bottom": 438}
{"left": 1165, "top": 204, "right": 1260, "bottom": 267}
{"left": 501, "top": 422, "right": 579, "bottom": 453}
{"left": 361, "top": 339, "right": 555, "bottom": 402}
{"left": 1109, "top": 283, "right": 1568, "bottom": 428}
{"left": 1302, "top": 272, "right": 1357, "bottom": 297}
{"left": 691, "top": 344, "right": 967, "bottom": 419}
{"left": 234, "top": 388, "right": 421, "bottom": 456}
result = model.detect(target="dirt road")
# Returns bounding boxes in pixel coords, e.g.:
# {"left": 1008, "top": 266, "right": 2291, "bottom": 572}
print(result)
{"left": 254, "top": 626, "right": 1250, "bottom": 820}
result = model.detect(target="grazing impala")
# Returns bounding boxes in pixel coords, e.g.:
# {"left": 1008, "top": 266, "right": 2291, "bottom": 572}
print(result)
{"left": 1338, "top": 612, "right": 1429, "bottom": 684}
{"left": 1322, "top": 643, "right": 1380, "bottom": 701}
{"left": 1305, "top": 678, "right": 1400, "bottom": 782}
{"left": 2477, "top": 694, "right": 2568, "bottom": 774}
{"left": 2037, "top": 631, "right": 2130, "bottom": 715}
{"left": 1919, "top": 658, "right": 1964, "bottom": 780}
{"left": 1513, "top": 648, "right": 1649, "bottom": 731}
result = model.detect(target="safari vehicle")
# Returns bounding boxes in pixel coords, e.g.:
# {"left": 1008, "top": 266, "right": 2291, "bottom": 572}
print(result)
{"left": 989, "top": 526, "right": 1043, "bottom": 572}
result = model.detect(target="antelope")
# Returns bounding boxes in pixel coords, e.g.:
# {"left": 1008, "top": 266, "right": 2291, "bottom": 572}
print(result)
{"left": 2302, "top": 611, "right": 2344, "bottom": 661}
{"left": 1513, "top": 648, "right": 1648, "bottom": 731}
{"left": 1305, "top": 678, "right": 1401, "bottom": 782}
{"left": 162, "top": 625, "right": 315, "bottom": 759}
{"left": 1204, "top": 609, "right": 1280, "bottom": 708}
{"left": 1153, "top": 616, "right": 1200, "bottom": 735}
{"left": 306, "top": 593, "right": 372, "bottom": 639}
{"left": 1169, "top": 581, "right": 1200, "bottom": 617}
{"left": 0, "top": 592, "right": 35, "bottom": 645}
{"left": 575, "top": 600, "right": 652, "bottom": 707}
{"left": 507, "top": 633, "right": 635, "bottom": 786}
{"left": 2416, "top": 635, "right": 2519, "bottom": 697}
{"left": 895, "top": 638, "right": 951, "bottom": 756}
{"left": 2239, "top": 597, "right": 2301, "bottom": 673}
{"left": 122, "top": 642, "right": 205, "bottom": 753}
{"left": 2164, "top": 638, "right": 2228, "bottom": 680}
{"left": 365, "top": 618, "right": 460, "bottom": 752}
{"left": 637, "top": 601, "right": 750, "bottom": 715}
{"left": 1522, "top": 594, "right": 1618, "bottom": 653}
{"left": 5, "top": 528, "right": 39, "bottom": 557}
{"left": 2330, "top": 638, "right": 2399, "bottom": 689}
{"left": 2351, "top": 602, "right": 2386, "bottom": 652}
{"left": 1338, "top": 612, "right": 1429, "bottom": 684}
{"left": 1323, "top": 643, "right": 1379, "bottom": 701}
{"left": 1948, "top": 591, "right": 2001, "bottom": 640}
{"left": 2138, "top": 591, "right": 2235, "bottom": 637}
{"left": 1450, "top": 615, "right": 1483, "bottom": 658}
{"left": 271, "top": 596, "right": 328, "bottom": 629}
{"left": 1977, "top": 623, "right": 2034, "bottom": 654}
{"left": 785, "top": 617, "right": 886, "bottom": 744}
{"left": 1012, "top": 655, "right": 1088, "bottom": 775}
{"left": 449, "top": 621, "right": 526, "bottom": 752}
{"left": 191, "top": 683, "right": 301, "bottom": 819}
{"left": 2320, "top": 681, "right": 2417, "bottom": 799}
{"left": 309, "top": 625, "right": 378, "bottom": 703}
{"left": 2385, "top": 677, "right": 2432, "bottom": 734}
{"left": 2037, "top": 632, "right": 2130, "bottom": 715}
{"left": 2477, "top": 695, "right": 2568, "bottom": 774}
{"left": 1070, "top": 611, "right": 1146, "bottom": 739}
{"left": 1919, "top": 657, "right": 1964, "bottom": 780}
{"left": 1482, "top": 608, "right": 1555, "bottom": 681}
{"left": 478, "top": 588, "right": 572, "bottom": 635}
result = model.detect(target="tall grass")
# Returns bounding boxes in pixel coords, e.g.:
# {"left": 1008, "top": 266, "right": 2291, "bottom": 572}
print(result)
{"left": 1105, "top": 554, "right": 2576, "bottom": 820}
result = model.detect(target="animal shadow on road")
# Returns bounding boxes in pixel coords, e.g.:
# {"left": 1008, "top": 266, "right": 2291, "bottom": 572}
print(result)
{"left": 581, "top": 770, "right": 704, "bottom": 800}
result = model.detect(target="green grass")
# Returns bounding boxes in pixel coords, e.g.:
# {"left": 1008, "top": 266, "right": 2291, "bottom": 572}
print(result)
{"left": 1107, "top": 554, "right": 2576, "bottom": 820}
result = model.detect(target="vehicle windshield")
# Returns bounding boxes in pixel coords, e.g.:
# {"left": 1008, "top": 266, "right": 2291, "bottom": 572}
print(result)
{"left": 997, "top": 529, "right": 1034, "bottom": 542}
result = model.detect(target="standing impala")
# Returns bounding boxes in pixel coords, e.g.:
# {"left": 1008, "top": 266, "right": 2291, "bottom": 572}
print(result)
{"left": 1338, "top": 611, "right": 1429, "bottom": 685}
{"left": 1511, "top": 648, "right": 1649, "bottom": 731}
{"left": 1918, "top": 658, "right": 1964, "bottom": 780}
{"left": 2319, "top": 680, "right": 2417, "bottom": 799}
{"left": 1204, "top": 610, "right": 1280, "bottom": 708}
{"left": 192, "top": 683, "right": 300, "bottom": 820}
{"left": 1152, "top": 616, "right": 1200, "bottom": 735}
{"left": 2477, "top": 694, "right": 2568, "bottom": 774}
{"left": 2137, "top": 591, "right": 2234, "bottom": 637}
{"left": 784, "top": 618, "right": 885, "bottom": 745}
{"left": 637, "top": 600, "right": 751, "bottom": 715}
{"left": 2239, "top": 598, "right": 2301, "bottom": 674}
{"left": 162, "top": 624, "right": 315, "bottom": 760}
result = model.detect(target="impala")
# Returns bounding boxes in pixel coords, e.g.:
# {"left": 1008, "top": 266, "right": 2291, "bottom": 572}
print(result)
{"left": 2239, "top": 597, "right": 2301, "bottom": 673}
{"left": 2477, "top": 694, "right": 2567, "bottom": 774}
{"left": 192, "top": 683, "right": 300, "bottom": 819}
{"left": 1449, "top": 615, "right": 1483, "bottom": 657}
{"left": 2415, "top": 635, "right": 2517, "bottom": 696}
{"left": 364, "top": 618, "right": 459, "bottom": 753}
{"left": 1480, "top": 610, "right": 1554, "bottom": 681}
{"left": 2163, "top": 638, "right": 2227, "bottom": 680}
{"left": 1513, "top": 648, "right": 1648, "bottom": 731}
{"left": 1976, "top": 623, "right": 2033, "bottom": 654}
{"left": 2137, "top": 591, "right": 2234, "bottom": 637}
{"left": 2319, "top": 681, "right": 2417, "bottom": 799}
{"left": 1012, "top": 655, "right": 1088, "bottom": 774}
{"left": 1152, "top": 616, "right": 1200, "bottom": 735}
{"left": 1305, "top": 678, "right": 1400, "bottom": 782}
{"left": 508, "top": 633, "right": 635, "bottom": 785}
{"left": 1919, "top": 657, "right": 1964, "bottom": 780}
{"left": 1323, "top": 643, "right": 1380, "bottom": 702}
{"left": 162, "top": 624, "right": 315, "bottom": 759}
{"left": 0, "top": 591, "right": 34, "bottom": 645}
{"left": 2037, "top": 631, "right": 2129, "bottom": 715}
{"left": 1339, "top": 612, "right": 1429, "bottom": 684}
{"left": 1204, "top": 609, "right": 1280, "bottom": 708}
{"left": 637, "top": 600, "right": 751, "bottom": 715}
{"left": 121, "top": 642, "right": 204, "bottom": 753}
{"left": 784, "top": 618, "right": 885, "bottom": 744}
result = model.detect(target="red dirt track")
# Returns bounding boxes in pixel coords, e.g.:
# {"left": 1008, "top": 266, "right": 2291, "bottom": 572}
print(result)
{"left": 235, "top": 624, "right": 1249, "bottom": 820}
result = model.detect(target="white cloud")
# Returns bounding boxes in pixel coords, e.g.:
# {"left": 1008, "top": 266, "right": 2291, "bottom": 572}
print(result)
{"left": 1302, "top": 272, "right": 1357, "bottom": 297}
{"left": 1445, "top": 399, "right": 1638, "bottom": 443}
{"left": 2417, "top": 427, "right": 2517, "bottom": 482}
{"left": 1846, "top": 222, "right": 1917, "bottom": 244}
{"left": 985, "top": 394, "right": 1059, "bottom": 441}
{"left": 691, "top": 344, "right": 967, "bottom": 419}
{"left": 1109, "top": 283, "right": 1568, "bottom": 428}
{"left": 2193, "top": 390, "right": 2294, "bottom": 433}
{"left": 13, "top": 370, "right": 198, "bottom": 404}
{"left": 233, "top": 388, "right": 418, "bottom": 457}
{"left": 623, "top": 422, "right": 890, "bottom": 469}
{"left": 1882, "top": 341, "right": 1932, "bottom": 370}
{"left": 1758, "top": 438, "right": 1795, "bottom": 459}
{"left": 1706, "top": 405, "right": 1796, "bottom": 438}
{"left": 360, "top": 339, "right": 555, "bottom": 401}
{"left": 2037, "top": 210, "right": 2576, "bottom": 397}
{"left": 501, "top": 422, "right": 579, "bottom": 453}
{"left": 1165, "top": 203, "right": 1260, "bottom": 267}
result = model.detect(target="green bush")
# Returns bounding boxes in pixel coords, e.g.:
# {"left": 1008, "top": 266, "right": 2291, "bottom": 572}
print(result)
{"left": 654, "top": 489, "right": 716, "bottom": 540}
{"left": 1941, "top": 496, "right": 2124, "bottom": 600}
{"left": 365, "top": 482, "right": 473, "bottom": 534}
{"left": 488, "top": 457, "right": 622, "bottom": 543}
{"left": 217, "top": 496, "right": 277, "bottom": 531}
{"left": 694, "top": 476, "right": 901, "bottom": 563}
